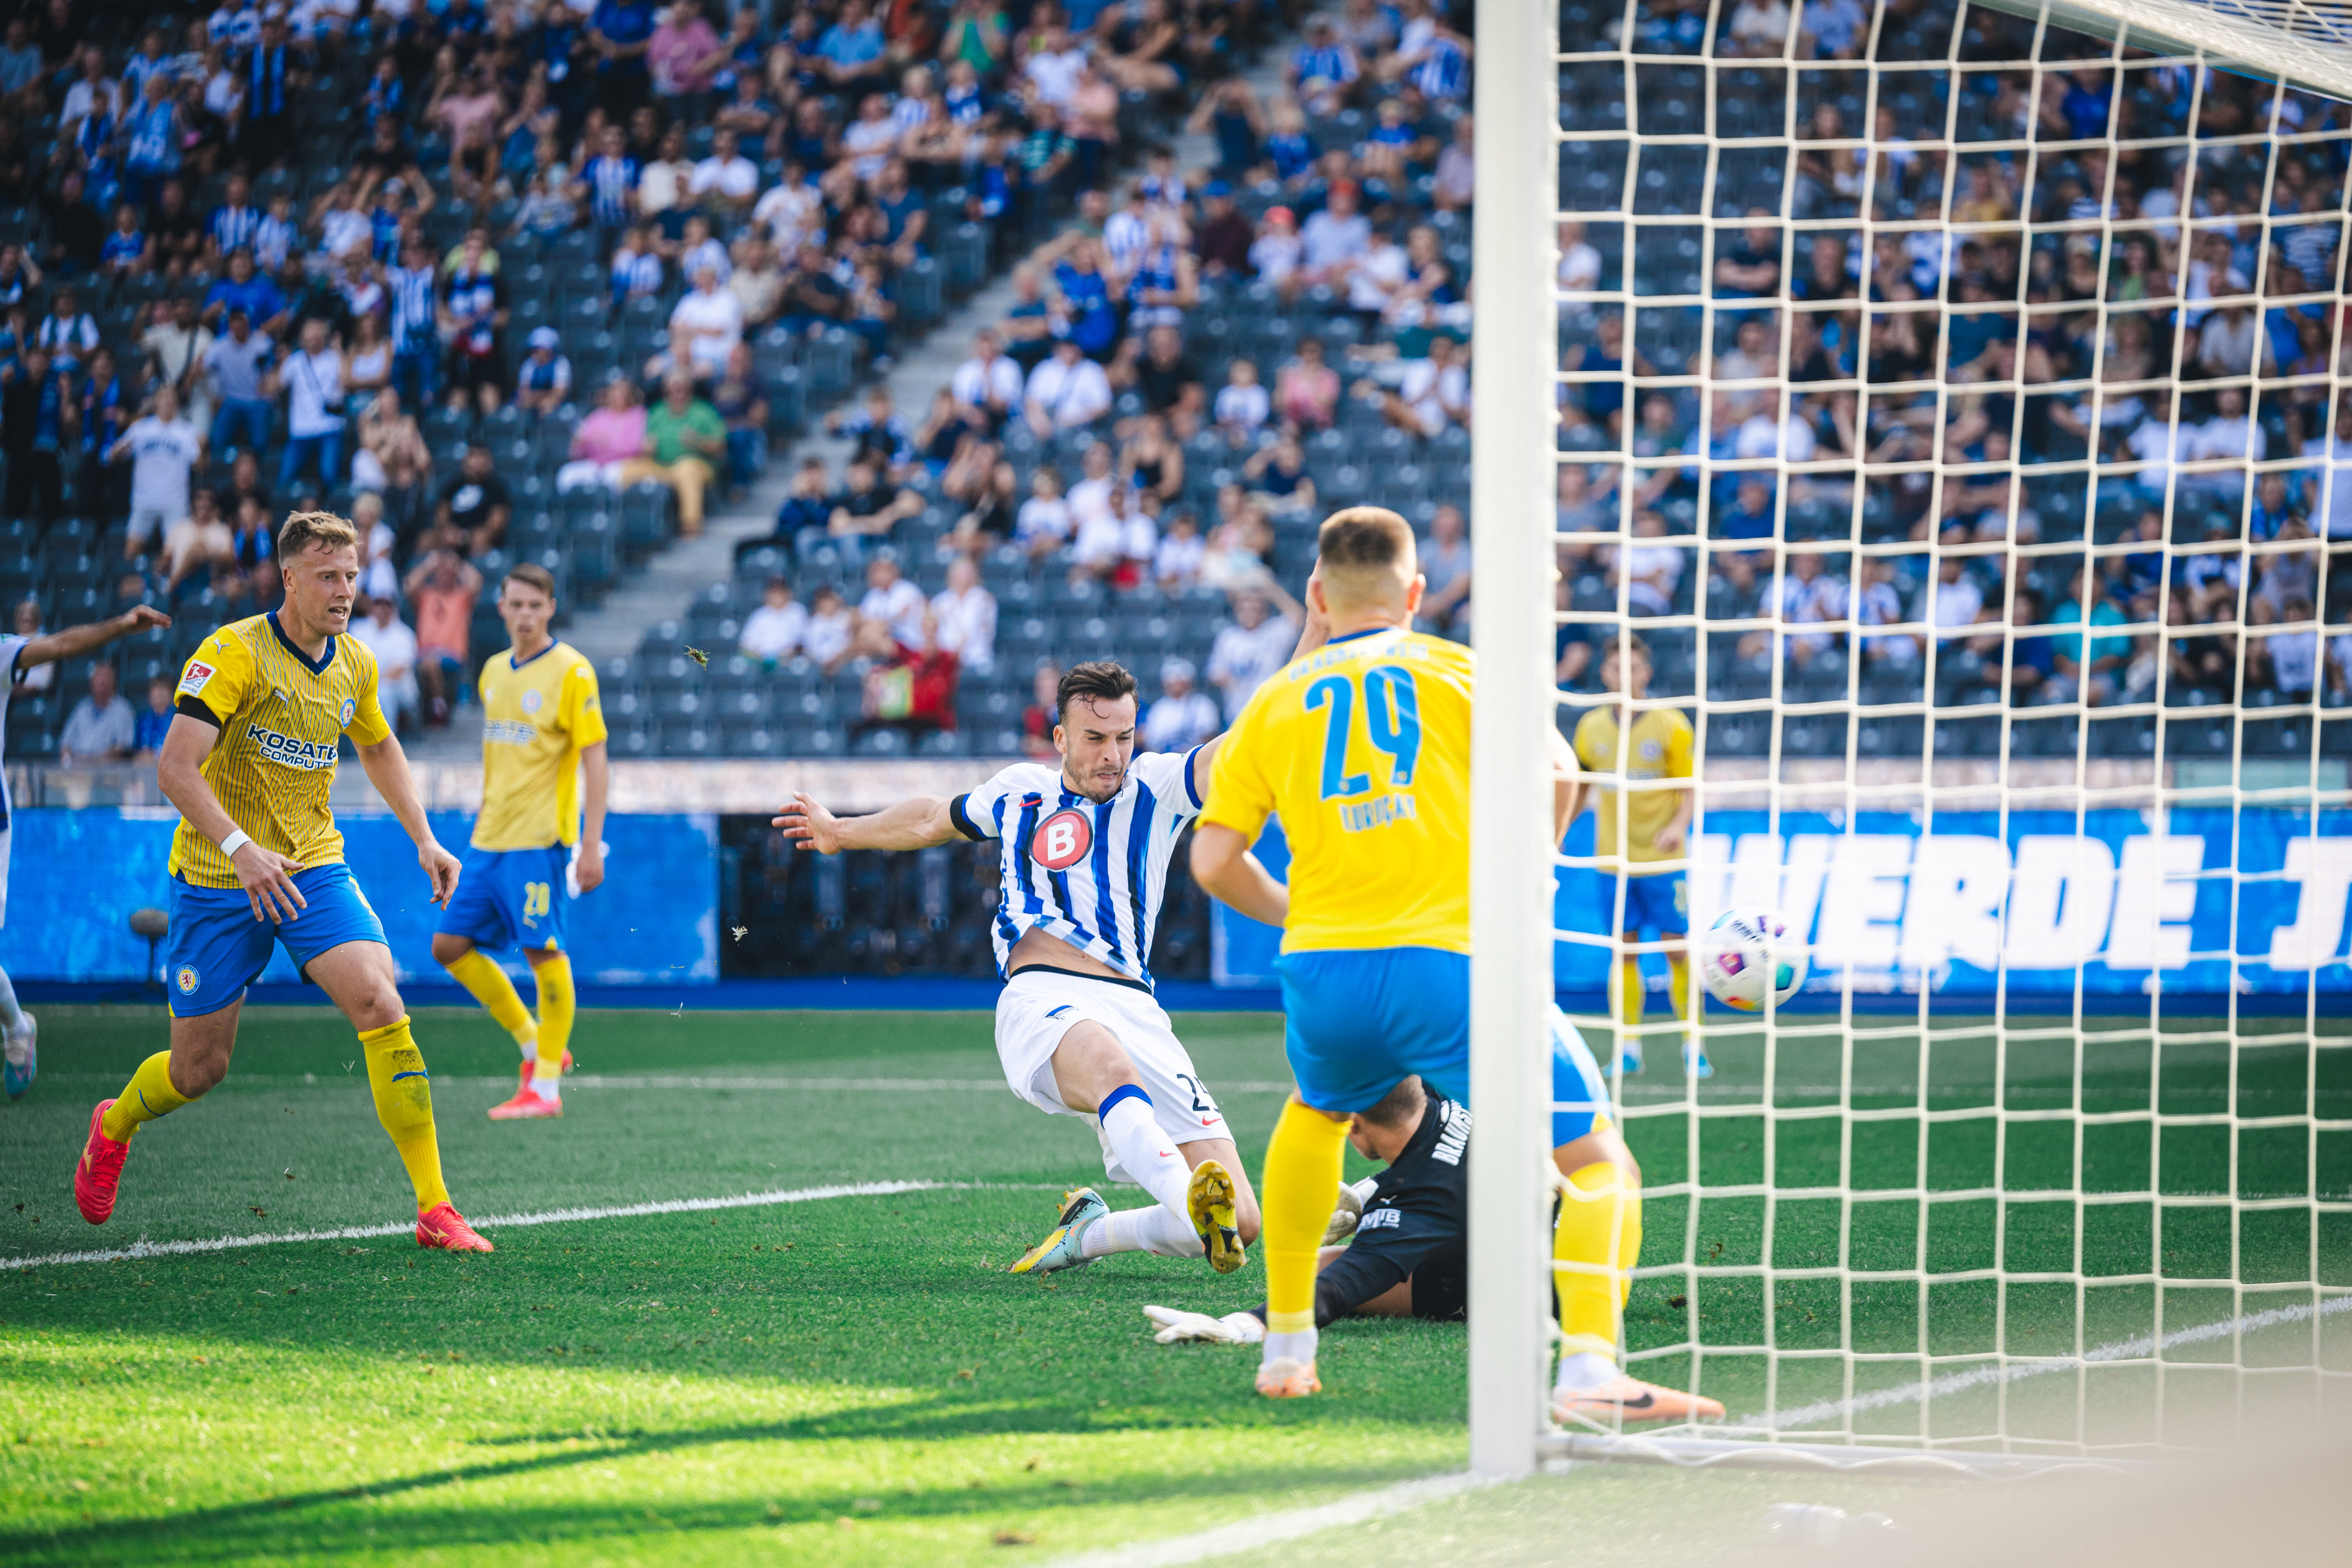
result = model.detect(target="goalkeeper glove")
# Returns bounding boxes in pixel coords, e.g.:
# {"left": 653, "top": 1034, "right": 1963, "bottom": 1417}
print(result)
{"left": 1321, "top": 1176, "right": 1381, "bottom": 1245}
{"left": 1142, "top": 1305, "right": 1265, "bottom": 1345}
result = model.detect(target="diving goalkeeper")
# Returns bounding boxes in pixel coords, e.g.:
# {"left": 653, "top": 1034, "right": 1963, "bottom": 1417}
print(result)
{"left": 1142, "top": 1065, "right": 1723, "bottom": 1424}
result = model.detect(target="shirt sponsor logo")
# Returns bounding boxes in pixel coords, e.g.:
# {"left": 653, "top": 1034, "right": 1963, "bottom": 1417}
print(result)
{"left": 244, "top": 722, "right": 340, "bottom": 770}
{"left": 1359, "top": 1207, "right": 1402, "bottom": 1231}
{"left": 1031, "top": 807, "right": 1093, "bottom": 871}
{"left": 483, "top": 719, "right": 539, "bottom": 745}
{"left": 176, "top": 660, "right": 216, "bottom": 696}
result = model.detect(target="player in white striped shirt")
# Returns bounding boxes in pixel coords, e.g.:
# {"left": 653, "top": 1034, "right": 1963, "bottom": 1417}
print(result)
{"left": 776, "top": 658, "right": 1295, "bottom": 1277}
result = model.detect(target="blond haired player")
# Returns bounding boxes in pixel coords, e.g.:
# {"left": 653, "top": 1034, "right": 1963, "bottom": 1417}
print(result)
{"left": 429, "top": 563, "right": 609, "bottom": 1121}
{"left": 74, "top": 511, "right": 490, "bottom": 1252}
{"left": 1192, "top": 508, "right": 1717, "bottom": 1422}
{"left": 1567, "top": 633, "right": 1704, "bottom": 1077}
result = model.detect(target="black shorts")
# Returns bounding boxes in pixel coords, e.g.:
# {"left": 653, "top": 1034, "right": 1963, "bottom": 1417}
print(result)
{"left": 1408, "top": 1253, "right": 1468, "bottom": 1323}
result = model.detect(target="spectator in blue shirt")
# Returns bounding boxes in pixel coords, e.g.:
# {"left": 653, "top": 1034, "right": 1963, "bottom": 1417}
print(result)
{"left": 133, "top": 674, "right": 175, "bottom": 757}
{"left": 590, "top": 0, "right": 657, "bottom": 119}
{"left": 816, "top": 0, "right": 887, "bottom": 91}
{"left": 202, "top": 248, "right": 287, "bottom": 337}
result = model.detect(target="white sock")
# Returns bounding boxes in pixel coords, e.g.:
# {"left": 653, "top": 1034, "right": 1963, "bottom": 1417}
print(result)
{"left": 1081, "top": 1203, "right": 1204, "bottom": 1259}
{"left": 1264, "top": 1328, "right": 1318, "bottom": 1366}
{"left": 1097, "top": 1088, "right": 1192, "bottom": 1219}
{"left": 528, "top": 1061, "right": 562, "bottom": 1100}
{"left": 1555, "top": 1350, "right": 1620, "bottom": 1393}
{"left": 516, "top": 1031, "right": 539, "bottom": 1063}
{"left": 0, "top": 965, "right": 24, "bottom": 1042}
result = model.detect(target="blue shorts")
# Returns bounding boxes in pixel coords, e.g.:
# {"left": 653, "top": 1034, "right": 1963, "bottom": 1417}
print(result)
{"left": 1616, "top": 870, "right": 1689, "bottom": 937}
{"left": 1278, "top": 948, "right": 1612, "bottom": 1148}
{"left": 435, "top": 844, "right": 569, "bottom": 952}
{"left": 166, "top": 863, "right": 389, "bottom": 1018}
{"left": 1278, "top": 947, "right": 1470, "bottom": 1114}
{"left": 1549, "top": 1004, "right": 1611, "bottom": 1146}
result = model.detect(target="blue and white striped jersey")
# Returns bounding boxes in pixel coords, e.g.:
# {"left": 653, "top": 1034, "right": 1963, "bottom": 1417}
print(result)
{"left": 950, "top": 749, "right": 1205, "bottom": 987}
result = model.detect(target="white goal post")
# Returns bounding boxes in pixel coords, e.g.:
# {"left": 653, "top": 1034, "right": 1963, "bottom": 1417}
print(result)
{"left": 1468, "top": 0, "right": 2352, "bottom": 1480}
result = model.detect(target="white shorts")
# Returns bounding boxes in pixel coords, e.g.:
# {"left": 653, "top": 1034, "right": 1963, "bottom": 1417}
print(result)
{"left": 0, "top": 824, "right": 9, "bottom": 926}
{"left": 994, "top": 967, "right": 1232, "bottom": 1182}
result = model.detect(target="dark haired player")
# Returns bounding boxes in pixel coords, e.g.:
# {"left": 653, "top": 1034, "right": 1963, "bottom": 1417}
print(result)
{"left": 775, "top": 657, "right": 1301, "bottom": 1276}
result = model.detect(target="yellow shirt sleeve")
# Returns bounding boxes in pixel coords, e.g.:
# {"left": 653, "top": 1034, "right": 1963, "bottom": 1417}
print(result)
{"left": 1663, "top": 711, "right": 1694, "bottom": 778}
{"left": 1571, "top": 708, "right": 1601, "bottom": 770}
{"left": 1197, "top": 697, "right": 1275, "bottom": 841}
{"left": 175, "top": 629, "right": 254, "bottom": 723}
{"left": 564, "top": 660, "right": 609, "bottom": 748}
{"left": 345, "top": 648, "right": 393, "bottom": 746}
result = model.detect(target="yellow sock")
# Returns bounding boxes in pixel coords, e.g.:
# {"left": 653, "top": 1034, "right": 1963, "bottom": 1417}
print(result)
{"left": 445, "top": 948, "right": 537, "bottom": 1054}
{"left": 360, "top": 1017, "right": 449, "bottom": 1214}
{"left": 1555, "top": 1160, "right": 1643, "bottom": 1358}
{"left": 99, "top": 1052, "right": 191, "bottom": 1141}
{"left": 530, "top": 952, "right": 574, "bottom": 1084}
{"left": 1616, "top": 955, "right": 1645, "bottom": 1064}
{"left": 1261, "top": 1099, "right": 1351, "bottom": 1336}
{"left": 1666, "top": 955, "right": 1692, "bottom": 1021}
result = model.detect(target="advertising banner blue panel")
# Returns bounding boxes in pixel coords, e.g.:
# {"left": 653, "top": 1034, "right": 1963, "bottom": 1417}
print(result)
{"left": 1, "top": 810, "right": 719, "bottom": 986}
{"left": 1211, "top": 809, "right": 2352, "bottom": 997}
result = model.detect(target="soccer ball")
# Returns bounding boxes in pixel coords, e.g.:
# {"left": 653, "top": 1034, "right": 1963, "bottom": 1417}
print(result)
{"left": 1696, "top": 908, "right": 1807, "bottom": 1012}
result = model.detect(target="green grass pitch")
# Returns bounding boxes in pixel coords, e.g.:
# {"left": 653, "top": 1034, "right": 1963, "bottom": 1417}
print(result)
{"left": 2, "top": 1005, "right": 2347, "bottom": 1564}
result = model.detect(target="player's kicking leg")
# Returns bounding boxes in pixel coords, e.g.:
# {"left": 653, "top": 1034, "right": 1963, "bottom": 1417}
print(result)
{"left": 433, "top": 845, "right": 577, "bottom": 1121}
{"left": 78, "top": 872, "right": 490, "bottom": 1251}
{"left": 1548, "top": 1007, "right": 1720, "bottom": 1425}
{"left": 1000, "top": 991, "right": 1261, "bottom": 1276}
{"left": 0, "top": 827, "right": 32, "bottom": 1100}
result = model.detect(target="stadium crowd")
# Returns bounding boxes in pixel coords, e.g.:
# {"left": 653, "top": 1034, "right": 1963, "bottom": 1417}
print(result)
{"left": 1553, "top": 0, "right": 2352, "bottom": 758}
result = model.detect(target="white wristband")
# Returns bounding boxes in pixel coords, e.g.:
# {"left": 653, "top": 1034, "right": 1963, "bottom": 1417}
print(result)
{"left": 219, "top": 830, "right": 253, "bottom": 861}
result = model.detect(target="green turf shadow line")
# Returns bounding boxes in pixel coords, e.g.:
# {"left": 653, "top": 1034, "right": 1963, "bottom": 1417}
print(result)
{"left": 0, "top": 1180, "right": 1061, "bottom": 1272}
{"left": 1044, "top": 1470, "right": 1494, "bottom": 1568}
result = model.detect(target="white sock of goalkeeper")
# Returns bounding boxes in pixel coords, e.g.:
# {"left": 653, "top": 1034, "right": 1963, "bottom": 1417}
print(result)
{"left": 1082, "top": 1202, "right": 1204, "bottom": 1259}
{"left": 1095, "top": 1084, "right": 1194, "bottom": 1220}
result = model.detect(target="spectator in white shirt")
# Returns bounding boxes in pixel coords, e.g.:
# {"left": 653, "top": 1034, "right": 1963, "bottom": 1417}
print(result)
{"left": 1610, "top": 509, "right": 1685, "bottom": 617}
{"left": 2184, "top": 386, "right": 2264, "bottom": 504}
{"left": 930, "top": 554, "right": 997, "bottom": 673}
{"left": 669, "top": 261, "right": 746, "bottom": 380}
{"left": 1015, "top": 464, "right": 1073, "bottom": 559}
{"left": 1069, "top": 480, "right": 1155, "bottom": 587}
{"left": 1251, "top": 206, "right": 1304, "bottom": 292}
{"left": 1213, "top": 358, "right": 1269, "bottom": 443}
{"left": 1154, "top": 509, "right": 1206, "bottom": 588}
{"left": 349, "top": 594, "right": 420, "bottom": 732}
{"left": 753, "top": 172, "right": 821, "bottom": 254}
{"left": 739, "top": 576, "right": 809, "bottom": 666}
{"left": 2301, "top": 397, "right": 2352, "bottom": 539}
{"left": 1855, "top": 556, "right": 1917, "bottom": 666}
{"left": 1364, "top": 332, "right": 1469, "bottom": 436}
{"left": 1141, "top": 658, "right": 1221, "bottom": 751}
{"left": 857, "top": 554, "right": 927, "bottom": 647}
{"left": 1064, "top": 443, "right": 1117, "bottom": 534}
{"left": 1300, "top": 182, "right": 1372, "bottom": 285}
{"left": 106, "top": 385, "right": 203, "bottom": 555}
{"left": 689, "top": 128, "right": 759, "bottom": 218}
{"left": 1556, "top": 219, "right": 1603, "bottom": 295}
{"left": 268, "top": 316, "right": 345, "bottom": 493}
{"left": 1929, "top": 551, "right": 1987, "bottom": 640}
{"left": 1207, "top": 591, "right": 1301, "bottom": 713}
{"left": 950, "top": 328, "right": 1025, "bottom": 429}
{"left": 1344, "top": 229, "right": 1409, "bottom": 316}
{"left": 59, "top": 661, "right": 137, "bottom": 764}
{"left": 1023, "top": 339, "right": 1113, "bottom": 436}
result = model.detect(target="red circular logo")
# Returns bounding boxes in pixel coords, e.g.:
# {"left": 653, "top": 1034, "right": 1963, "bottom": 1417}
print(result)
{"left": 1031, "top": 808, "right": 1093, "bottom": 870}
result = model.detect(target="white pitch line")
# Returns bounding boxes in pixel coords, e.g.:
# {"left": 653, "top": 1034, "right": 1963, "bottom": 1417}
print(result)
{"left": 1046, "top": 1471, "right": 1494, "bottom": 1568}
{"left": 1752, "top": 1292, "right": 2352, "bottom": 1431}
{"left": 0, "top": 1178, "right": 1013, "bottom": 1273}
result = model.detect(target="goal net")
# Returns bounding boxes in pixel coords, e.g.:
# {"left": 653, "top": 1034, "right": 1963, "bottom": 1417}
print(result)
{"left": 1479, "top": 0, "right": 2352, "bottom": 1474}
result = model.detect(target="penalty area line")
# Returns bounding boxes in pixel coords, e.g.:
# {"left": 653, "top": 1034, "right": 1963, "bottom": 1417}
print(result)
{"left": 0, "top": 1179, "right": 1026, "bottom": 1273}
{"left": 1045, "top": 1471, "right": 1495, "bottom": 1568}
{"left": 1746, "top": 1291, "right": 2352, "bottom": 1432}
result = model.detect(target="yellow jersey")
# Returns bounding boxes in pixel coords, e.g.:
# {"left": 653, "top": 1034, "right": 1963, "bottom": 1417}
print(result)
{"left": 1201, "top": 627, "right": 1474, "bottom": 954}
{"left": 1571, "top": 704, "right": 1693, "bottom": 870}
{"left": 168, "top": 612, "right": 392, "bottom": 888}
{"left": 471, "top": 640, "right": 607, "bottom": 851}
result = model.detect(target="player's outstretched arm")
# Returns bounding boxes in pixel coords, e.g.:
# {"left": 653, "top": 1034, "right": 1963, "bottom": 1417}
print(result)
{"left": 18, "top": 604, "right": 171, "bottom": 669}
{"left": 1190, "top": 823, "right": 1289, "bottom": 927}
{"left": 355, "top": 733, "right": 462, "bottom": 906}
{"left": 156, "top": 714, "right": 309, "bottom": 924}
{"left": 773, "top": 791, "right": 961, "bottom": 853}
